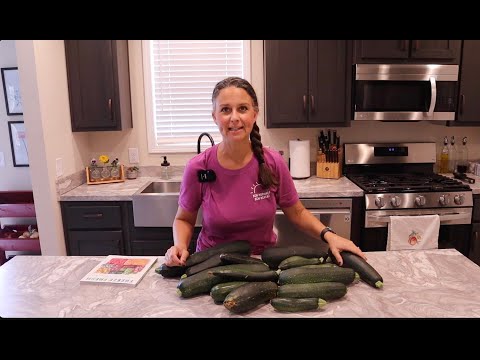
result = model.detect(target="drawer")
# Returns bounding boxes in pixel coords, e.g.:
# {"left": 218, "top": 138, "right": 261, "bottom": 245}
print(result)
{"left": 67, "top": 230, "right": 123, "bottom": 255}
{"left": 64, "top": 205, "right": 122, "bottom": 229}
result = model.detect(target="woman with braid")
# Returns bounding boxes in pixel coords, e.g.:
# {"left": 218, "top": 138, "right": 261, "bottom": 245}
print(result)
{"left": 164, "top": 77, "right": 366, "bottom": 267}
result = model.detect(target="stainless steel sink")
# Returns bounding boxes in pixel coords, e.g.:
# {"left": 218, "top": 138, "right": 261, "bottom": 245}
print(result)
{"left": 140, "top": 181, "right": 181, "bottom": 194}
{"left": 132, "top": 181, "right": 202, "bottom": 227}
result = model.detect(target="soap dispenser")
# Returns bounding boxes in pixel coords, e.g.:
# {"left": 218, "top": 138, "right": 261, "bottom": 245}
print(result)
{"left": 161, "top": 156, "right": 170, "bottom": 179}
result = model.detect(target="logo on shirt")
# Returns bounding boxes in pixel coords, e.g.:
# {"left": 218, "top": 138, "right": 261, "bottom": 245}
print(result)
{"left": 250, "top": 181, "right": 271, "bottom": 201}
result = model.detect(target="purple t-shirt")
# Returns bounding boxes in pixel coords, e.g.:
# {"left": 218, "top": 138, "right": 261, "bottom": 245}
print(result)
{"left": 179, "top": 144, "right": 299, "bottom": 255}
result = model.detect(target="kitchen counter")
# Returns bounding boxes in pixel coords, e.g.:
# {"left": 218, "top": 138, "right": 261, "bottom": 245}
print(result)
{"left": 59, "top": 175, "right": 364, "bottom": 201}
{"left": 443, "top": 172, "right": 480, "bottom": 194}
{"left": 2, "top": 249, "right": 480, "bottom": 318}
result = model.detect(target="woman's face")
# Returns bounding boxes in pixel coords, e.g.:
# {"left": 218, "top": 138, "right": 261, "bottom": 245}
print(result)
{"left": 212, "top": 86, "right": 258, "bottom": 143}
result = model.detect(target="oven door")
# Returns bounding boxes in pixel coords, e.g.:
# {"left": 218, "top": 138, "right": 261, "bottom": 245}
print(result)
{"left": 361, "top": 208, "right": 472, "bottom": 256}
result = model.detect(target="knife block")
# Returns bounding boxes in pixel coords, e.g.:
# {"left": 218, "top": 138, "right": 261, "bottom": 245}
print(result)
{"left": 316, "top": 150, "right": 342, "bottom": 179}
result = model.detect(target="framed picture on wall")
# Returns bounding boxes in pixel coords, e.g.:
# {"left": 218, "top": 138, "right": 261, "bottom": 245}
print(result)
{"left": 8, "top": 121, "right": 29, "bottom": 167}
{"left": 1, "top": 67, "right": 23, "bottom": 115}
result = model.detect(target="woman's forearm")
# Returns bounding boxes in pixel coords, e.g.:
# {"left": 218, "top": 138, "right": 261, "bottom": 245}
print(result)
{"left": 173, "top": 218, "right": 194, "bottom": 251}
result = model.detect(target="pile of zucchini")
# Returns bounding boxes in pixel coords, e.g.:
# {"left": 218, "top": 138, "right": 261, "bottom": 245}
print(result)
{"left": 155, "top": 241, "right": 383, "bottom": 314}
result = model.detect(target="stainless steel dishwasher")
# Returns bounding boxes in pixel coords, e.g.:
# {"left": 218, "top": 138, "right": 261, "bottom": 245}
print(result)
{"left": 274, "top": 198, "right": 352, "bottom": 252}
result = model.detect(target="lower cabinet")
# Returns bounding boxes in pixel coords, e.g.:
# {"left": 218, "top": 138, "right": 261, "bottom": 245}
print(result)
{"left": 130, "top": 227, "right": 200, "bottom": 256}
{"left": 470, "top": 195, "right": 480, "bottom": 265}
{"left": 61, "top": 201, "right": 131, "bottom": 256}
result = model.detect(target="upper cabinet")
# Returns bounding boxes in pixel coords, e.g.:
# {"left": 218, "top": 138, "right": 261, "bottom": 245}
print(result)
{"left": 354, "top": 40, "right": 462, "bottom": 64}
{"left": 451, "top": 40, "right": 480, "bottom": 125}
{"left": 264, "top": 40, "right": 351, "bottom": 128}
{"left": 65, "top": 40, "right": 132, "bottom": 132}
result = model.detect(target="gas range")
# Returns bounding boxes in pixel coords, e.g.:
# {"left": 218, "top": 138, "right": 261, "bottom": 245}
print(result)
{"left": 344, "top": 142, "right": 473, "bottom": 255}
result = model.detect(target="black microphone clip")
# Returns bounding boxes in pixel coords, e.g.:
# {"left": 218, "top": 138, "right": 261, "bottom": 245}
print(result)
{"left": 197, "top": 169, "right": 216, "bottom": 183}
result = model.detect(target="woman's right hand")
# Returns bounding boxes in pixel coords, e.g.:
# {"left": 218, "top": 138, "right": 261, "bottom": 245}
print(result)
{"left": 164, "top": 246, "right": 189, "bottom": 266}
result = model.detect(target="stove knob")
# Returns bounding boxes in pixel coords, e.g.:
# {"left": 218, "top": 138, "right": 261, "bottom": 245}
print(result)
{"left": 439, "top": 194, "right": 450, "bottom": 206}
{"left": 415, "top": 195, "right": 426, "bottom": 207}
{"left": 375, "top": 197, "right": 385, "bottom": 208}
{"left": 391, "top": 196, "right": 402, "bottom": 207}
{"left": 454, "top": 194, "right": 465, "bottom": 205}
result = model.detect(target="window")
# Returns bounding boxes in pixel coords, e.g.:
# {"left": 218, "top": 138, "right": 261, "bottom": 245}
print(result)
{"left": 143, "top": 40, "right": 251, "bottom": 153}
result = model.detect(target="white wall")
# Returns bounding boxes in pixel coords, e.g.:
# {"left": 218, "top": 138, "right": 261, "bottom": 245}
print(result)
{"left": 0, "top": 40, "right": 32, "bottom": 191}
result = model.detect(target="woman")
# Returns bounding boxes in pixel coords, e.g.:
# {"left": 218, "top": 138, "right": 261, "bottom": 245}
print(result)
{"left": 164, "top": 77, "right": 366, "bottom": 266}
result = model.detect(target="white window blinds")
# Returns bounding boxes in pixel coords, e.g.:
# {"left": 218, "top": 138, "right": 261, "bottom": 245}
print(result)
{"left": 143, "top": 40, "right": 250, "bottom": 153}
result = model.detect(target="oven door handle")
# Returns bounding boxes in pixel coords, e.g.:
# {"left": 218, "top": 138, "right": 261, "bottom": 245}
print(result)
{"left": 276, "top": 209, "right": 351, "bottom": 216}
{"left": 370, "top": 213, "right": 470, "bottom": 223}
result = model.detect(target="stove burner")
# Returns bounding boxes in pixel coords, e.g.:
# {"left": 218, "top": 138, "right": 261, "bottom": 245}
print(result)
{"left": 347, "top": 173, "right": 471, "bottom": 193}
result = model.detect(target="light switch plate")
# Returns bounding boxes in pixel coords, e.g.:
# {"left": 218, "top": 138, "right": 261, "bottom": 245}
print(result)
{"left": 0, "top": 152, "right": 4, "bottom": 167}
{"left": 56, "top": 158, "right": 63, "bottom": 177}
{"left": 128, "top": 148, "right": 139, "bottom": 164}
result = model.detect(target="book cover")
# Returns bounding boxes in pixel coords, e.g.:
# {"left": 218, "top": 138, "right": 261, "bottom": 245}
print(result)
{"left": 80, "top": 255, "right": 158, "bottom": 287}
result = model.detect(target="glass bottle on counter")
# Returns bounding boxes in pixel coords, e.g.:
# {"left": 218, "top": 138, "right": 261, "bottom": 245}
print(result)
{"left": 439, "top": 136, "right": 449, "bottom": 173}
{"left": 456, "top": 137, "right": 469, "bottom": 174}
{"left": 449, "top": 136, "right": 457, "bottom": 173}
{"left": 161, "top": 156, "right": 170, "bottom": 179}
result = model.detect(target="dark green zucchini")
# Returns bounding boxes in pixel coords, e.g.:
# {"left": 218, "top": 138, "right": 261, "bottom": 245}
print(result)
{"left": 330, "top": 250, "right": 384, "bottom": 289}
{"left": 185, "top": 240, "right": 251, "bottom": 267}
{"left": 278, "top": 266, "right": 355, "bottom": 285}
{"left": 177, "top": 263, "right": 269, "bottom": 298}
{"left": 210, "top": 281, "right": 248, "bottom": 303}
{"left": 219, "top": 253, "right": 266, "bottom": 265}
{"left": 155, "top": 263, "right": 186, "bottom": 278}
{"left": 271, "top": 297, "right": 327, "bottom": 312}
{"left": 223, "top": 281, "right": 278, "bottom": 314}
{"left": 278, "top": 256, "right": 323, "bottom": 270}
{"left": 185, "top": 253, "right": 223, "bottom": 276}
{"left": 210, "top": 269, "right": 279, "bottom": 282}
{"left": 277, "top": 282, "right": 347, "bottom": 300}
{"left": 261, "top": 246, "right": 328, "bottom": 269}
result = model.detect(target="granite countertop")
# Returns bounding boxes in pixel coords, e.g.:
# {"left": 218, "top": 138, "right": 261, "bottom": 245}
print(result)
{"left": 59, "top": 175, "right": 364, "bottom": 201}
{"left": 442, "top": 173, "right": 480, "bottom": 194}
{"left": 1, "top": 249, "right": 480, "bottom": 318}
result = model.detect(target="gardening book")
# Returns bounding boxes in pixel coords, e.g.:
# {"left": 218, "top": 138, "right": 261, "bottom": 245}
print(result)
{"left": 80, "top": 255, "right": 158, "bottom": 287}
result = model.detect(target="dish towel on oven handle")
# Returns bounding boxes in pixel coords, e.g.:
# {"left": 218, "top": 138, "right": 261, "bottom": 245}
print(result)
{"left": 387, "top": 215, "right": 440, "bottom": 251}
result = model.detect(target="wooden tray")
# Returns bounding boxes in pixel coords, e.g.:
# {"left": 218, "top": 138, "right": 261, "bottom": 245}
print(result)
{"left": 86, "top": 165, "right": 125, "bottom": 185}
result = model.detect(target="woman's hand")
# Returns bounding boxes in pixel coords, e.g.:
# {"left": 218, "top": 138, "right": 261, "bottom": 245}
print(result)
{"left": 326, "top": 235, "right": 367, "bottom": 266}
{"left": 164, "top": 246, "right": 189, "bottom": 266}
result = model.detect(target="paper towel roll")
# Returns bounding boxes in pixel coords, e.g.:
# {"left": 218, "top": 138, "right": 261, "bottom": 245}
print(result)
{"left": 289, "top": 140, "right": 310, "bottom": 179}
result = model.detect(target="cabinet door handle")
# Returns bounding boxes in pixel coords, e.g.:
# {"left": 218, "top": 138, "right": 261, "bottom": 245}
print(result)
{"left": 460, "top": 94, "right": 465, "bottom": 115}
{"left": 303, "top": 95, "right": 307, "bottom": 112}
{"left": 82, "top": 213, "right": 104, "bottom": 218}
{"left": 108, "top": 98, "right": 113, "bottom": 120}
{"left": 310, "top": 95, "right": 315, "bottom": 113}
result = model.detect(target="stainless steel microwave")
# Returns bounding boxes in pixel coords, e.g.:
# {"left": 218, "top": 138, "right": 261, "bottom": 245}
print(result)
{"left": 353, "top": 64, "right": 459, "bottom": 121}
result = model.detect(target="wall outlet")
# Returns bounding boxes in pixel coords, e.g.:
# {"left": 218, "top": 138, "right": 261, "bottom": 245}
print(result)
{"left": 128, "top": 148, "right": 139, "bottom": 164}
{"left": 0, "top": 152, "right": 4, "bottom": 167}
{"left": 56, "top": 157, "right": 63, "bottom": 177}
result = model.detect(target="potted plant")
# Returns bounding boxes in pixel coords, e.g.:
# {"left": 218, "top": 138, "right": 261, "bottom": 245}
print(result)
{"left": 126, "top": 166, "right": 139, "bottom": 179}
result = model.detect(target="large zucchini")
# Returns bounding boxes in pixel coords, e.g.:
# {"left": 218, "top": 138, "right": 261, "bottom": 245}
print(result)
{"left": 177, "top": 263, "right": 269, "bottom": 298}
{"left": 155, "top": 263, "right": 186, "bottom": 278}
{"left": 277, "top": 282, "right": 347, "bottom": 300}
{"left": 219, "top": 253, "right": 266, "bottom": 265}
{"left": 278, "top": 256, "right": 324, "bottom": 270}
{"left": 271, "top": 297, "right": 327, "bottom": 312}
{"left": 185, "top": 253, "right": 223, "bottom": 276}
{"left": 210, "top": 281, "right": 248, "bottom": 303}
{"left": 185, "top": 240, "right": 251, "bottom": 267}
{"left": 278, "top": 266, "right": 355, "bottom": 285}
{"left": 331, "top": 250, "right": 384, "bottom": 289}
{"left": 223, "top": 281, "right": 278, "bottom": 314}
{"left": 210, "top": 269, "right": 279, "bottom": 282}
{"left": 261, "top": 246, "right": 328, "bottom": 269}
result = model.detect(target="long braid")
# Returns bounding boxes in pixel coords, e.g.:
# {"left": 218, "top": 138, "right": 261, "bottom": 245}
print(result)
{"left": 213, "top": 77, "right": 278, "bottom": 188}
{"left": 251, "top": 122, "right": 278, "bottom": 188}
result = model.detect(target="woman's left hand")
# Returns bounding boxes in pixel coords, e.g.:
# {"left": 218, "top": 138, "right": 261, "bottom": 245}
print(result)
{"left": 326, "top": 235, "right": 366, "bottom": 266}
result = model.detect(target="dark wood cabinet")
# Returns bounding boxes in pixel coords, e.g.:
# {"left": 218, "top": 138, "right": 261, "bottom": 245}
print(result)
{"left": 470, "top": 195, "right": 480, "bottom": 265}
{"left": 61, "top": 201, "right": 131, "bottom": 255}
{"left": 264, "top": 40, "right": 351, "bottom": 128}
{"left": 64, "top": 40, "right": 132, "bottom": 132}
{"left": 451, "top": 40, "right": 480, "bottom": 125}
{"left": 354, "top": 40, "right": 462, "bottom": 64}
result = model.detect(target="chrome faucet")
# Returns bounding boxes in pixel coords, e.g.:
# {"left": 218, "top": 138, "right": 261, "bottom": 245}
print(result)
{"left": 197, "top": 132, "right": 215, "bottom": 154}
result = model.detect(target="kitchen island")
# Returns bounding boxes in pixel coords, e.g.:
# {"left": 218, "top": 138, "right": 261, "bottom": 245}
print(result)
{"left": 1, "top": 249, "right": 480, "bottom": 318}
